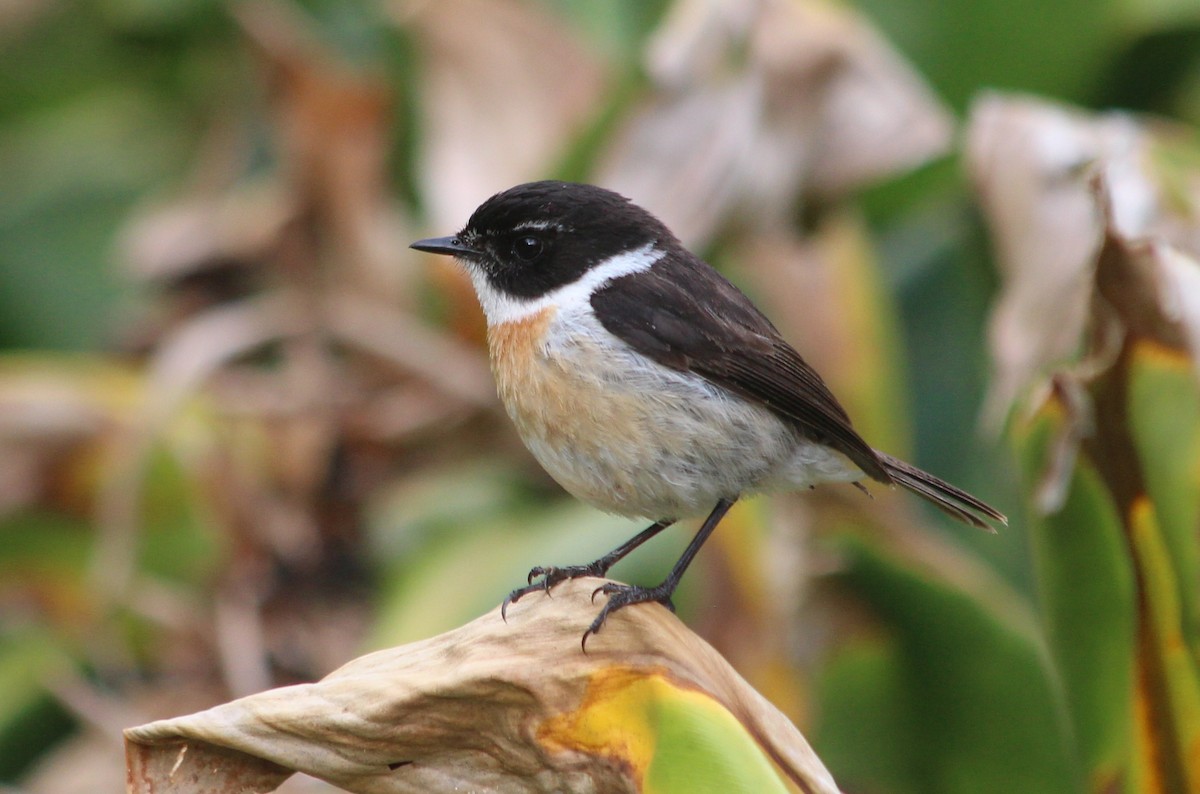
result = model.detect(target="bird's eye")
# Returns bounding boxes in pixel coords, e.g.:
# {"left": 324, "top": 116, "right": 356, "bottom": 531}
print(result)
{"left": 512, "top": 235, "right": 544, "bottom": 262}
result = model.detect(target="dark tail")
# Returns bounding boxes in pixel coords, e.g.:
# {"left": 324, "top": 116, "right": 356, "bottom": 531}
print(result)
{"left": 875, "top": 451, "right": 1006, "bottom": 531}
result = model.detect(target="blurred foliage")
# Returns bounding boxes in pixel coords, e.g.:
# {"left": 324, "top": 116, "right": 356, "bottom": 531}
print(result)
{"left": 1, "top": 1, "right": 1199, "bottom": 792}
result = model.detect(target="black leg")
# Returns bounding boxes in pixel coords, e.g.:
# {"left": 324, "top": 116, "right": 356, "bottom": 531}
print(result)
{"left": 581, "top": 497, "right": 735, "bottom": 650}
{"left": 500, "top": 518, "right": 676, "bottom": 620}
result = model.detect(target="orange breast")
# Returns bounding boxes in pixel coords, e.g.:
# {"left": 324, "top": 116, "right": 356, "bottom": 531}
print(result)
{"left": 488, "top": 309, "right": 554, "bottom": 374}
{"left": 487, "top": 308, "right": 652, "bottom": 512}
{"left": 489, "top": 307, "right": 627, "bottom": 447}
{"left": 488, "top": 307, "right": 560, "bottom": 432}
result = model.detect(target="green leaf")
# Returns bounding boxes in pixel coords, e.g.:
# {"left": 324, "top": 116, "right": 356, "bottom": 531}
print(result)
{"left": 0, "top": 630, "right": 73, "bottom": 780}
{"left": 814, "top": 639, "right": 921, "bottom": 789}
{"left": 825, "top": 537, "right": 1077, "bottom": 794}
{"left": 1017, "top": 400, "right": 1137, "bottom": 791}
{"left": 854, "top": 0, "right": 1119, "bottom": 109}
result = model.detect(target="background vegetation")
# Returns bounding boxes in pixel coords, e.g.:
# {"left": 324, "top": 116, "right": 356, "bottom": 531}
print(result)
{"left": 2, "top": 0, "right": 1199, "bottom": 792}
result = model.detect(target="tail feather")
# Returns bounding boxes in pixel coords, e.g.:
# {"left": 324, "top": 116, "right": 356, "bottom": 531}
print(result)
{"left": 875, "top": 451, "right": 1007, "bottom": 532}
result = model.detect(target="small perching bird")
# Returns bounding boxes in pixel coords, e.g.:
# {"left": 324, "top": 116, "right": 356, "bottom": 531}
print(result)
{"left": 412, "top": 181, "right": 1004, "bottom": 647}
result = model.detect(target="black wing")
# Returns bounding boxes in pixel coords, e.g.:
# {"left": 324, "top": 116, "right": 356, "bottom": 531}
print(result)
{"left": 591, "top": 250, "right": 890, "bottom": 483}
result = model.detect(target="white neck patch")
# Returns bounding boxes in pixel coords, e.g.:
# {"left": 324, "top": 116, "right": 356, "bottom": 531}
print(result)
{"left": 468, "top": 243, "right": 664, "bottom": 326}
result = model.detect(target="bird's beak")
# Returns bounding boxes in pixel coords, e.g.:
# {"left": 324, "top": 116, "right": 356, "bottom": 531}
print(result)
{"left": 410, "top": 236, "right": 480, "bottom": 258}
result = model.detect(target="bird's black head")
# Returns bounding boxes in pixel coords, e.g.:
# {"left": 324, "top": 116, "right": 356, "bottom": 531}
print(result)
{"left": 411, "top": 181, "right": 675, "bottom": 299}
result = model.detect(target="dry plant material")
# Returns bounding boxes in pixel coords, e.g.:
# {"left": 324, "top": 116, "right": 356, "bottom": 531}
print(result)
{"left": 966, "top": 92, "right": 1200, "bottom": 505}
{"left": 598, "top": 0, "right": 953, "bottom": 248}
{"left": 126, "top": 578, "right": 838, "bottom": 793}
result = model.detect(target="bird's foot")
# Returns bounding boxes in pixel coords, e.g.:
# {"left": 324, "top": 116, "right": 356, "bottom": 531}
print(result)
{"left": 581, "top": 581, "right": 676, "bottom": 651}
{"left": 500, "top": 561, "right": 608, "bottom": 621}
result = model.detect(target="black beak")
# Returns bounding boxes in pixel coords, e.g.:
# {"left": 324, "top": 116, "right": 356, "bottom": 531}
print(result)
{"left": 410, "top": 236, "right": 479, "bottom": 257}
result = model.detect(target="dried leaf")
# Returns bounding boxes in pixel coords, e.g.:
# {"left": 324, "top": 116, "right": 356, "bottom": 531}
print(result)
{"left": 967, "top": 94, "right": 1121, "bottom": 427}
{"left": 598, "top": 0, "right": 953, "bottom": 248}
{"left": 966, "top": 92, "right": 1200, "bottom": 435}
{"left": 126, "top": 739, "right": 294, "bottom": 794}
{"left": 750, "top": 0, "right": 953, "bottom": 199}
{"left": 126, "top": 578, "right": 839, "bottom": 794}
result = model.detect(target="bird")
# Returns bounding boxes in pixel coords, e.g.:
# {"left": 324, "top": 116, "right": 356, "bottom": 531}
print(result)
{"left": 411, "top": 180, "right": 1004, "bottom": 647}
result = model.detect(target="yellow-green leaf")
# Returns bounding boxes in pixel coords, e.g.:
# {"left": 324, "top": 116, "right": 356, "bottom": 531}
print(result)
{"left": 1127, "top": 341, "right": 1200, "bottom": 639}
{"left": 1127, "top": 497, "right": 1200, "bottom": 792}
{"left": 538, "top": 665, "right": 792, "bottom": 794}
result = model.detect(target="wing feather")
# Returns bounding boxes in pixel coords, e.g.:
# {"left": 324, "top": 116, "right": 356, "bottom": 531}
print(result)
{"left": 590, "top": 252, "right": 890, "bottom": 483}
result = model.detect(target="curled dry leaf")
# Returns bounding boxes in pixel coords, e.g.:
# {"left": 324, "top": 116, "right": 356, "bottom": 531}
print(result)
{"left": 966, "top": 93, "right": 1142, "bottom": 430}
{"left": 966, "top": 92, "right": 1200, "bottom": 506}
{"left": 126, "top": 578, "right": 838, "bottom": 794}
{"left": 967, "top": 93, "right": 1200, "bottom": 410}
{"left": 598, "top": 0, "right": 953, "bottom": 248}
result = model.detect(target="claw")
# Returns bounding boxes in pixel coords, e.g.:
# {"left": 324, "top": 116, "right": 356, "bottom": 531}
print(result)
{"left": 501, "top": 589, "right": 527, "bottom": 622}
{"left": 580, "top": 605, "right": 609, "bottom": 653}
{"left": 577, "top": 581, "right": 679, "bottom": 647}
{"left": 504, "top": 557, "right": 680, "bottom": 648}
{"left": 500, "top": 579, "right": 547, "bottom": 622}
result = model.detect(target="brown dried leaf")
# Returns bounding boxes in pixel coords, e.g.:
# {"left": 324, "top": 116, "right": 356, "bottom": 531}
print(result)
{"left": 750, "top": 0, "right": 952, "bottom": 200}
{"left": 966, "top": 94, "right": 1141, "bottom": 428}
{"left": 598, "top": 0, "right": 953, "bottom": 247}
{"left": 397, "top": 0, "right": 610, "bottom": 232}
{"left": 966, "top": 93, "right": 1200, "bottom": 432}
{"left": 126, "top": 739, "right": 294, "bottom": 794}
{"left": 126, "top": 578, "right": 838, "bottom": 794}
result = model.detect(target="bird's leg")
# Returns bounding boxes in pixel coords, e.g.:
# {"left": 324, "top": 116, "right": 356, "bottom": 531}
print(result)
{"left": 582, "top": 497, "right": 735, "bottom": 650}
{"left": 501, "top": 518, "right": 675, "bottom": 619}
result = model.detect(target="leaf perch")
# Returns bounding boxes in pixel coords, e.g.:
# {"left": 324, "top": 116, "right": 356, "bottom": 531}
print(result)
{"left": 125, "top": 578, "right": 839, "bottom": 793}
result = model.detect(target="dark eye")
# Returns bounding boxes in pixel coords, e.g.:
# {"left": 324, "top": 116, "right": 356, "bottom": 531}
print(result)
{"left": 512, "top": 235, "right": 544, "bottom": 261}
